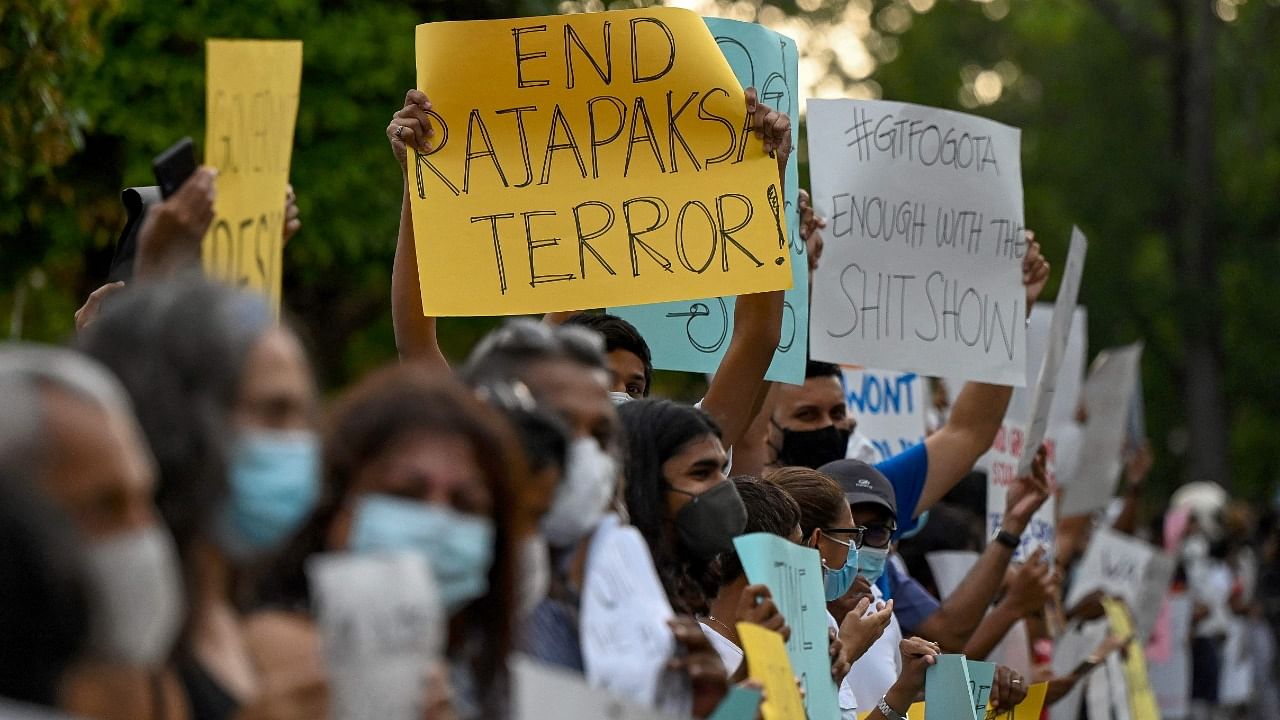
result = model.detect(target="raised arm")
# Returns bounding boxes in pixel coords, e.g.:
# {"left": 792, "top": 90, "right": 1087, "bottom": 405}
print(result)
{"left": 916, "top": 233, "right": 1049, "bottom": 515}
{"left": 388, "top": 89, "right": 448, "bottom": 373}
{"left": 913, "top": 447, "right": 1050, "bottom": 651}
{"left": 700, "top": 88, "right": 790, "bottom": 450}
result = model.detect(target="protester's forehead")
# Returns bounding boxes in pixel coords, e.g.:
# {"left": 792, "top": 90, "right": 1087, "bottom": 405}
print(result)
{"left": 521, "top": 358, "right": 615, "bottom": 432}
{"left": 777, "top": 374, "right": 845, "bottom": 408}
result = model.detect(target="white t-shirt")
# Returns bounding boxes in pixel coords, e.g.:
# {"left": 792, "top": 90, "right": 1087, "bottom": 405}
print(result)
{"left": 840, "top": 584, "right": 903, "bottom": 715}
{"left": 699, "top": 621, "right": 744, "bottom": 676}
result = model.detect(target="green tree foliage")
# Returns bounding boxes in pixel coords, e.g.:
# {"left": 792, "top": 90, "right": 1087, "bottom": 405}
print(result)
{"left": 775, "top": 0, "right": 1280, "bottom": 499}
{"left": 4, "top": 0, "right": 1278, "bottom": 498}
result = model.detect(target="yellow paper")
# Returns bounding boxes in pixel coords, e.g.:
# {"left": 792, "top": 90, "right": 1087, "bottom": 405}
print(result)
{"left": 203, "top": 39, "right": 303, "bottom": 314}
{"left": 410, "top": 8, "right": 792, "bottom": 316}
{"left": 983, "top": 682, "right": 1047, "bottom": 720}
{"left": 737, "top": 623, "right": 805, "bottom": 720}
{"left": 858, "top": 701, "right": 925, "bottom": 720}
{"left": 1102, "top": 598, "right": 1160, "bottom": 720}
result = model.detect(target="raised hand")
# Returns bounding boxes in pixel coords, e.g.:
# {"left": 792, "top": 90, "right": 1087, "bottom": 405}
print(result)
{"left": 387, "top": 89, "right": 436, "bottom": 176}
{"left": 838, "top": 596, "right": 894, "bottom": 665}
{"left": 1004, "top": 548, "right": 1056, "bottom": 617}
{"left": 668, "top": 617, "right": 730, "bottom": 719}
{"left": 136, "top": 167, "right": 217, "bottom": 278}
{"left": 1003, "top": 445, "right": 1050, "bottom": 534}
{"left": 1022, "top": 230, "right": 1049, "bottom": 312}
{"left": 737, "top": 583, "right": 790, "bottom": 642}
{"left": 744, "top": 87, "right": 792, "bottom": 181}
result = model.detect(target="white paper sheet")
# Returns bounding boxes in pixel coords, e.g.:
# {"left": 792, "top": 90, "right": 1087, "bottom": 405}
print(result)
{"left": 308, "top": 551, "right": 443, "bottom": 720}
{"left": 807, "top": 99, "right": 1027, "bottom": 386}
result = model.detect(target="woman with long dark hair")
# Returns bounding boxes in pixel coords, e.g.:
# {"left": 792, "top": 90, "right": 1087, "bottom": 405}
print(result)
{"left": 253, "top": 363, "right": 523, "bottom": 719}
{"left": 617, "top": 399, "right": 746, "bottom": 615}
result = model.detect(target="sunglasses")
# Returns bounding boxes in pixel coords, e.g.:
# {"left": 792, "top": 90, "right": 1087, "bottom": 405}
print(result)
{"left": 822, "top": 523, "right": 895, "bottom": 549}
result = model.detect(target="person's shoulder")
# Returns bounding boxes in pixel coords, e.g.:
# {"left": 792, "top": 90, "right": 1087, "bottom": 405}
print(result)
{"left": 874, "top": 442, "right": 928, "bottom": 478}
{"left": 243, "top": 609, "right": 324, "bottom": 678}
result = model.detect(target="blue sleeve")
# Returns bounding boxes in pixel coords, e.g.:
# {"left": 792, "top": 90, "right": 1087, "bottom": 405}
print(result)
{"left": 886, "top": 561, "right": 941, "bottom": 635}
{"left": 875, "top": 443, "right": 929, "bottom": 538}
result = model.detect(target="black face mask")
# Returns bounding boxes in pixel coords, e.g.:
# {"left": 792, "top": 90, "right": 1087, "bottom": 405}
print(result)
{"left": 669, "top": 481, "right": 747, "bottom": 560}
{"left": 773, "top": 423, "right": 852, "bottom": 469}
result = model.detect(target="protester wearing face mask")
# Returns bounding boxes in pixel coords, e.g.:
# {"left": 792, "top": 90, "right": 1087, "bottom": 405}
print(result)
{"left": 827, "top": 454, "right": 1052, "bottom": 663}
{"left": 0, "top": 346, "right": 187, "bottom": 720}
{"left": 459, "top": 319, "right": 625, "bottom": 670}
{"left": 766, "top": 467, "right": 961, "bottom": 718}
{"left": 618, "top": 399, "right": 740, "bottom": 715}
{"left": 474, "top": 380, "right": 572, "bottom": 618}
{"left": 255, "top": 365, "right": 521, "bottom": 719}
{"left": 701, "top": 477, "right": 855, "bottom": 689}
{"left": 764, "top": 468, "right": 893, "bottom": 713}
{"left": 79, "top": 278, "right": 327, "bottom": 720}
{"left": 0, "top": 471, "right": 93, "bottom": 718}
{"left": 811, "top": 460, "right": 1030, "bottom": 715}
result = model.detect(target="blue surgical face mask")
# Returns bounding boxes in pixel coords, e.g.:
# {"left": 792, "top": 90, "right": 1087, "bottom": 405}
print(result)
{"left": 821, "top": 533, "right": 860, "bottom": 602}
{"left": 219, "top": 429, "right": 320, "bottom": 560}
{"left": 897, "top": 510, "right": 930, "bottom": 541}
{"left": 349, "top": 494, "right": 495, "bottom": 613}
{"left": 857, "top": 545, "right": 890, "bottom": 584}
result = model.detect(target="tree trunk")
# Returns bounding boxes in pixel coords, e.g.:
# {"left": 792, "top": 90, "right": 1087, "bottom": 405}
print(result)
{"left": 1174, "top": 0, "right": 1230, "bottom": 488}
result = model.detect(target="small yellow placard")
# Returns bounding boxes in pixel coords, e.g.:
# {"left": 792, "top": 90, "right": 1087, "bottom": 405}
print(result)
{"left": 1102, "top": 597, "right": 1159, "bottom": 720}
{"left": 983, "top": 682, "right": 1047, "bottom": 720}
{"left": 738, "top": 623, "right": 805, "bottom": 720}
{"left": 203, "top": 39, "right": 303, "bottom": 313}
{"left": 410, "top": 7, "right": 792, "bottom": 316}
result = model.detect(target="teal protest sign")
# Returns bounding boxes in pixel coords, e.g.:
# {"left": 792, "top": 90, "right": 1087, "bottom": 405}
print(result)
{"left": 611, "top": 17, "right": 807, "bottom": 384}
{"left": 733, "top": 533, "right": 837, "bottom": 720}
{"left": 925, "top": 654, "right": 977, "bottom": 720}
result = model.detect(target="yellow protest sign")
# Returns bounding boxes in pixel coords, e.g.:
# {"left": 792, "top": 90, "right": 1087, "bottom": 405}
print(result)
{"left": 983, "top": 682, "right": 1047, "bottom": 720}
{"left": 737, "top": 623, "right": 805, "bottom": 720}
{"left": 1102, "top": 597, "right": 1160, "bottom": 720}
{"left": 203, "top": 39, "right": 303, "bottom": 313}
{"left": 410, "top": 8, "right": 792, "bottom": 316}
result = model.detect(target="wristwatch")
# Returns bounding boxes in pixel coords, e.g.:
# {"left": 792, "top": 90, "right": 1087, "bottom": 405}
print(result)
{"left": 993, "top": 528, "right": 1021, "bottom": 550}
{"left": 878, "top": 695, "right": 908, "bottom": 720}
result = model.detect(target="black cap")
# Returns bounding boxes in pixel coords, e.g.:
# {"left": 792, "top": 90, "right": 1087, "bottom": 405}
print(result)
{"left": 819, "top": 459, "right": 897, "bottom": 517}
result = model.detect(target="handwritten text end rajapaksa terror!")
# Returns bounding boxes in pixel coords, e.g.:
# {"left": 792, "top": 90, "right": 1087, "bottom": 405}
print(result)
{"left": 412, "top": 16, "right": 790, "bottom": 299}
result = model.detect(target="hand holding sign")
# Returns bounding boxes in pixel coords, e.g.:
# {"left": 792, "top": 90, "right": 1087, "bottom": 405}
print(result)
{"left": 137, "top": 167, "right": 218, "bottom": 278}
{"left": 668, "top": 617, "right": 731, "bottom": 718}
{"left": 1003, "top": 548, "right": 1056, "bottom": 617}
{"left": 410, "top": 9, "right": 793, "bottom": 316}
{"left": 1002, "top": 446, "right": 1050, "bottom": 533}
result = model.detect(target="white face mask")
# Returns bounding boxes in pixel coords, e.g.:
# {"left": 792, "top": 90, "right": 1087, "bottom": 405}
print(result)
{"left": 518, "top": 534, "right": 551, "bottom": 617}
{"left": 84, "top": 525, "right": 185, "bottom": 666}
{"left": 608, "top": 392, "right": 634, "bottom": 405}
{"left": 541, "top": 437, "right": 617, "bottom": 547}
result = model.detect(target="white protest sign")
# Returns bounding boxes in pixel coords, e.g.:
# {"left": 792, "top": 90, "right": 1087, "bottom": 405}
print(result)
{"left": 1018, "top": 228, "right": 1087, "bottom": 476}
{"left": 986, "top": 420, "right": 1056, "bottom": 563}
{"left": 924, "top": 550, "right": 1032, "bottom": 677}
{"left": 513, "top": 655, "right": 682, "bottom": 720}
{"left": 1050, "top": 619, "right": 1110, "bottom": 720}
{"left": 842, "top": 368, "right": 927, "bottom": 462}
{"left": 307, "top": 552, "right": 443, "bottom": 720}
{"left": 1064, "top": 526, "right": 1175, "bottom": 642}
{"left": 581, "top": 515, "right": 690, "bottom": 716}
{"left": 1145, "top": 596, "right": 1191, "bottom": 719}
{"left": 1060, "top": 343, "right": 1144, "bottom": 518}
{"left": 1003, "top": 304, "right": 1088, "bottom": 424}
{"left": 926, "top": 550, "right": 979, "bottom": 599}
{"left": 806, "top": 99, "right": 1027, "bottom": 386}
